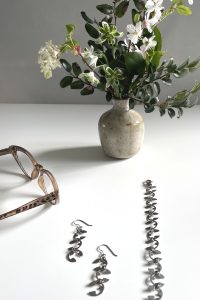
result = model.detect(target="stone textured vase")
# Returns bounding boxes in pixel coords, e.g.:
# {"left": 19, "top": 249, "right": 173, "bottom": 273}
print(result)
{"left": 98, "top": 99, "right": 144, "bottom": 159}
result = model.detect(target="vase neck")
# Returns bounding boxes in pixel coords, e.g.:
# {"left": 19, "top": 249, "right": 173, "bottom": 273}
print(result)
{"left": 112, "top": 99, "right": 129, "bottom": 112}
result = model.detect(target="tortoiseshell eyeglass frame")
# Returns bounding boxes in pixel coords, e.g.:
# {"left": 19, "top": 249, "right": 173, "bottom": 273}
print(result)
{"left": 0, "top": 145, "right": 59, "bottom": 221}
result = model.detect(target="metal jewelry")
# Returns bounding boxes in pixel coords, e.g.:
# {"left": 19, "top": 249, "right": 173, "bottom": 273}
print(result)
{"left": 143, "top": 180, "right": 164, "bottom": 300}
{"left": 66, "top": 219, "right": 92, "bottom": 262}
{"left": 87, "top": 244, "right": 117, "bottom": 296}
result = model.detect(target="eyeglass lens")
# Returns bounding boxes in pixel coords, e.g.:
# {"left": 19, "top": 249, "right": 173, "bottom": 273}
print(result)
{"left": 16, "top": 150, "right": 34, "bottom": 178}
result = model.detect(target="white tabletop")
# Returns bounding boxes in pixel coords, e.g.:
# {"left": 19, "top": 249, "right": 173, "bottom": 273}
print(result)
{"left": 0, "top": 103, "right": 199, "bottom": 300}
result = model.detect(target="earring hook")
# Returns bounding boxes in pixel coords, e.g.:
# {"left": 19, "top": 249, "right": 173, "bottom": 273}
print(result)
{"left": 71, "top": 219, "right": 93, "bottom": 227}
{"left": 97, "top": 244, "right": 117, "bottom": 257}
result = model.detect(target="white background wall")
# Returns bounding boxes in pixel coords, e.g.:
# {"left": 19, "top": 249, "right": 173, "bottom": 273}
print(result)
{"left": 0, "top": 0, "right": 199, "bottom": 104}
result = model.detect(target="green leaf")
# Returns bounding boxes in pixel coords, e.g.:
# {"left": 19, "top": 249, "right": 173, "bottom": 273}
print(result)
{"left": 144, "top": 91, "right": 150, "bottom": 102}
{"left": 174, "top": 90, "right": 187, "bottom": 101}
{"left": 177, "top": 58, "right": 189, "bottom": 70}
{"left": 176, "top": 4, "right": 192, "bottom": 16}
{"left": 85, "top": 23, "right": 100, "bottom": 39}
{"left": 115, "top": 1, "right": 129, "bottom": 18}
{"left": 124, "top": 52, "right": 146, "bottom": 75}
{"left": 97, "top": 82, "right": 106, "bottom": 91}
{"left": 129, "top": 98, "right": 136, "bottom": 109}
{"left": 173, "top": 71, "right": 180, "bottom": 78}
{"left": 133, "top": 0, "right": 145, "bottom": 11}
{"left": 177, "top": 107, "right": 184, "bottom": 118}
{"left": 109, "top": 59, "right": 125, "bottom": 70}
{"left": 144, "top": 105, "right": 155, "bottom": 113}
{"left": 146, "top": 85, "right": 154, "bottom": 97}
{"left": 60, "top": 59, "right": 72, "bottom": 72}
{"left": 60, "top": 40, "right": 79, "bottom": 53}
{"left": 71, "top": 80, "right": 85, "bottom": 89}
{"left": 81, "top": 86, "right": 94, "bottom": 95}
{"left": 191, "top": 82, "right": 200, "bottom": 94}
{"left": 60, "top": 43, "right": 71, "bottom": 53}
{"left": 60, "top": 76, "right": 73, "bottom": 88}
{"left": 111, "top": 46, "right": 119, "bottom": 60}
{"left": 151, "top": 51, "right": 163, "bottom": 68}
{"left": 88, "top": 40, "right": 103, "bottom": 51}
{"left": 96, "top": 4, "right": 113, "bottom": 14}
{"left": 154, "top": 82, "right": 161, "bottom": 96}
{"left": 149, "top": 73, "right": 156, "bottom": 82}
{"left": 66, "top": 24, "right": 75, "bottom": 36}
{"left": 178, "top": 68, "right": 189, "bottom": 77}
{"left": 81, "top": 11, "right": 94, "bottom": 24}
{"left": 173, "top": 0, "right": 183, "bottom": 4}
{"left": 168, "top": 108, "right": 176, "bottom": 118}
{"left": 166, "top": 58, "right": 174, "bottom": 68}
{"left": 150, "top": 98, "right": 158, "bottom": 105}
{"left": 168, "top": 64, "right": 177, "bottom": 73}
{"left": 159, "top": 108, "right": 166, "bottom": 116}
{"left": 60, "top": 24, "right": 79, "bottom": 54}
{"left": 153, "top": 27, "right": 162, "bottom": 51}
{"left": 188, "top": 57, "right": 200, "bottom": 68}
{"left": 132, "top": 9, "right": 139, "bottom": 24}
{"left": 136, "top": 88, "right": 145, "bottom": 99}
{"left": 162, "top": 77, "right": 172, "bottom": 85}
{"left": 72, "top": 62, "right": 82, "bottom": 76}
{"left": 134, "top": 13, "right": 140, "bottom": 23}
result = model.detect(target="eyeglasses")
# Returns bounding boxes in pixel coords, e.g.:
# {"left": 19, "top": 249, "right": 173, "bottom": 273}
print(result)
{"left": 0, "top": 145, "right": 59, "bottom": 221}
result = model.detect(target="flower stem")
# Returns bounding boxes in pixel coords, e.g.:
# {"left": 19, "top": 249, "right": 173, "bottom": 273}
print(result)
{"left": 133, "top": 69, "right": 172, "bottom": 92}
{"left": 155, "top": 5, "right": 176, "bottom": 27}
{"left": 113, "top": 0, "right": 117, "bottom": 26}
{"left": 128, "top": 40, "right": 132, "bottom": 53}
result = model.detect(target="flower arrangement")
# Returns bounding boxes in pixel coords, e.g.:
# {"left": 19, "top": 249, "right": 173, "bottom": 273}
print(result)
{"left": 38, "top": 0, "right": 199, "bottom": 118}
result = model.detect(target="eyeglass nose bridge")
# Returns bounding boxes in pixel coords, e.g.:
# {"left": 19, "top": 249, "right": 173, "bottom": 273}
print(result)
{"left": 32, "top": 163, "right": 44, "bottom": 179}
{"left": 31, "top": 163, "right": 43, "bottom": 180}
{"left": 36, "top": 163, "right": 43, "bottom": 171}
{"left": 37, "top": 169, "right": 56, "bottom": 196}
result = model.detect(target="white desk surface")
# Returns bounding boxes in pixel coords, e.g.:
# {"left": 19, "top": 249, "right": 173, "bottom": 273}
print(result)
{"left": 0, "top": 103, "right": 199, "bottom": 300}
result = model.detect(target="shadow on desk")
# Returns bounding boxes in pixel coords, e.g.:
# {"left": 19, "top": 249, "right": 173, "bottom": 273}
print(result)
{"left": 38, "top": 146, "right": 120, "bottom": 173}
{"left": 0, "top": 169, "right": 28, "bottom": 192}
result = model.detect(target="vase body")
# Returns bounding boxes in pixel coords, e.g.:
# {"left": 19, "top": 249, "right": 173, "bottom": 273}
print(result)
{"left": 98, "top": 99, "right": 144, "bottom": 159}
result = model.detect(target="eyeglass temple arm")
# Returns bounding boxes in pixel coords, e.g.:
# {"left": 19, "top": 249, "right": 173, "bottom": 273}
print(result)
{"left": 0, "top": 192, "right": 57, "bottom": 221}
{"left": 0, "top": 148, "right": 10, "bottom": 156}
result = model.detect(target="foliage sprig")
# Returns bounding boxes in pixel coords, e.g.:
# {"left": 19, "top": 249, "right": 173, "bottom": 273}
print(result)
{"left": 38, "top": 0, "right": 199, "bottom": 118}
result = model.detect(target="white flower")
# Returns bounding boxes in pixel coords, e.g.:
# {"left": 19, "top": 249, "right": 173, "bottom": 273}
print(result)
{"left": 126, "top": 22, "right": 143, "bottom": 44}
{"left": 38, "top": 40, "right": 61, "bottom": 79}
{"left": 144, "top": 7, "right": 162, "bottom": 32}
{"left": 140, "top": 36, "right": 157, "bottom": 54}
{"left": 134, "top": 45, "right": 144, "bottom": 56}
{"left": 122, "top": 38, "right": 134, "bottom": 52}
{"left": 145, "top": 0, "right": 164, "bottom": 14}
{"left": 81, "top": 46, "right": 99, "bottom": 69}
{"left": 143, "top": 18, "right": 153, "bottom": 33}
{"left": 97, "top": 22, "right": 124, "bottom": 45}
{"left": 134, "top": 36, "right": 157, "bottom": 58}
{"left": 78, "top": 72, "right": 100, "bottom": 87}
{"left": 144, "top": 0, "right": 164, "bottom": 31}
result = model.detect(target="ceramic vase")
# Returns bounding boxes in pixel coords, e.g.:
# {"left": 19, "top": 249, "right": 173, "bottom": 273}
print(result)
{"left": 98, "top": 99, "right": 144, "bottom": 159}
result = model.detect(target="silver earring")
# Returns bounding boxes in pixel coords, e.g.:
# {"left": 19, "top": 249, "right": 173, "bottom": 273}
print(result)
{"left": 66, "top": 219, "right": 92, "bottom": 262}
{"left": 87, "top": 244, "right": 117, "bottom": 296}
